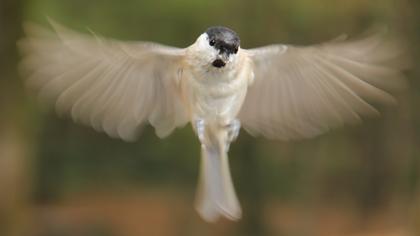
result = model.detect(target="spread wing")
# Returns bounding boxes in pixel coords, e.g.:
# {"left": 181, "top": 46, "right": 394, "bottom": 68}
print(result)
{"left": 239, "top": 32, "right": 409, "bottom": 140}
{"left": 19, "top": 22, "right": 189, "bottom": 141}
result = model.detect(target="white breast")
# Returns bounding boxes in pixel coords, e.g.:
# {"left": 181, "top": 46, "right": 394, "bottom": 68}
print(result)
{"left": 182, "top": 53, "right": 253, "bottom": 124}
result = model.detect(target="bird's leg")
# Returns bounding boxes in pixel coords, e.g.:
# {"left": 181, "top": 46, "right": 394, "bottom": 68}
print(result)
{"left": 194, "top": 119, "right": 206, "bottom": 147}
{"left": 226, "top": 119, "right": 241, "bottom": 142}
{"left": 225, "top": 119, "right": 241, "bottom": 151}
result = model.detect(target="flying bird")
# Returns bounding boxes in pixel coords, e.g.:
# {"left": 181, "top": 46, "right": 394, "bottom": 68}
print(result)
{"left": 18, "top": 21, "right": 409, "bottom": 222}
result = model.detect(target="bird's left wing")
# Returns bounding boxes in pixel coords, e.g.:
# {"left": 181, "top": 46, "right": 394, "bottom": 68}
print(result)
{"left": 19, "top": 22, "right": 189, "bottom": 141}
{"left": 239, "top": 33, "right": 409, "bottom": 140}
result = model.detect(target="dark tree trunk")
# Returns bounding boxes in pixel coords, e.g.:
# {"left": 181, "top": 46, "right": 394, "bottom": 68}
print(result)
{"left": 0, "top": 1, "right": 30, "bottom": 235}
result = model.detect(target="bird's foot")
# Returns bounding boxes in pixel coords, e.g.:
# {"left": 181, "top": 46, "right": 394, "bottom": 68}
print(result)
{"left": 226, "top": 119, "right": 241, "bottom": 142}
{"left": 195, "top": 119, "right": 206, "bottom": 147}
{"left": 225, "top": 119, "right": 241, "bottom": 151}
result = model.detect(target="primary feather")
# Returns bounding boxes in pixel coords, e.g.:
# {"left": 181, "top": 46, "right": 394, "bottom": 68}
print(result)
{"left": 19, "top": 21, "right": 188, "bottom": 141}
{"left": 240, "top": 32, "right": 409, "bottom": 140}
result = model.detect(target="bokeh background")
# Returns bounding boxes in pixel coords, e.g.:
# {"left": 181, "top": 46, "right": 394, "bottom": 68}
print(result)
{"left": 1, "top": 0, "right": 419, "bottom": 235}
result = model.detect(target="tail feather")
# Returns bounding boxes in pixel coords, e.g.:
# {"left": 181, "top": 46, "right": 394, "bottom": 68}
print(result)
{"left": 195, "top": 145, "right": 242, "bottom": 222}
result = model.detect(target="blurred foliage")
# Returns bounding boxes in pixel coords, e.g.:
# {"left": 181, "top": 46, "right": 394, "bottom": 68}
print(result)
{"left": 1, "top": 0, "right": 419, "bottom": 235}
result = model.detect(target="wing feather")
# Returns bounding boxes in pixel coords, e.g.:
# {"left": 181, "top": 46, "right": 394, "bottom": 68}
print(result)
{"left": 240, "top": 32, "right": 409, "bottom": 140}
{"left": 19, "top": 22, "right": 188, "bottom": 141}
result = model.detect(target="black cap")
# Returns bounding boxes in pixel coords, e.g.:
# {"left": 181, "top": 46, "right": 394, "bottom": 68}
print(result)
{"left": 206, "top": 26, "right": 240, "bottom": 55}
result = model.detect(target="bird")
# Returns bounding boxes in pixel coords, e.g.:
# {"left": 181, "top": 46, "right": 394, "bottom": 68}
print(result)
{"left": 18, "top": 20, "right": 409, "bottom": 222}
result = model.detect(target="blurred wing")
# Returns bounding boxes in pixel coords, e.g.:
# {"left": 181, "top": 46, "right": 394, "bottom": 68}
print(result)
{"left": 239, "top": 32, "right": 409, "bottom": 140}
{"left": 19, "top": 22, "right": 189, "bottom": 141}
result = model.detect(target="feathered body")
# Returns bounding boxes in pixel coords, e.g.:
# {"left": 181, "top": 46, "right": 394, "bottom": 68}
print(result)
{"left": 181, "top": 33, "right": 254, "bottom": 220}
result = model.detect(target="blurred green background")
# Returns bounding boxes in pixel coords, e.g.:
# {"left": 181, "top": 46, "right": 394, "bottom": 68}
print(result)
{"left": 1, "top": 0, "right": 419, "bottom": 235}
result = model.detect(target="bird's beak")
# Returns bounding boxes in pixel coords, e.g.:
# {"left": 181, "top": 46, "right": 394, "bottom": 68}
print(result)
{"left": 212, "top": 53, "right": 229, "bottom": 68}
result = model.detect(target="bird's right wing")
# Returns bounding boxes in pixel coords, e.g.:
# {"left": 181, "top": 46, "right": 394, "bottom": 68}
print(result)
{"left": 19, "top": 22, "right": 189, "bottom": 141}
{"left": 239, "top": 32, "right": 409, "bottom": 140}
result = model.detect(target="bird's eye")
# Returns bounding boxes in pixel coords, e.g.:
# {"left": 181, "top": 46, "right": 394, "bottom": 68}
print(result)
{"left": 234, "top": 47, "right": 238, "bottom": 54}
{"left": 209, "top": 39, "right": 216, "bottom": 46}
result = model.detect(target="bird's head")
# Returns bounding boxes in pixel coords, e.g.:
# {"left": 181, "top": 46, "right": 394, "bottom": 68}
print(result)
{"left": 192, "top": 26, "right": 240, "bottom": 69}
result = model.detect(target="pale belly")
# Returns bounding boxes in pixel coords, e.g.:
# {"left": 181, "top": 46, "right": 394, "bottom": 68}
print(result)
{"left": 183, "top": 71, "right": 250, "bottom": 125}
{"left": 193, "top": 88, "right": 246, "bottom": 122}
